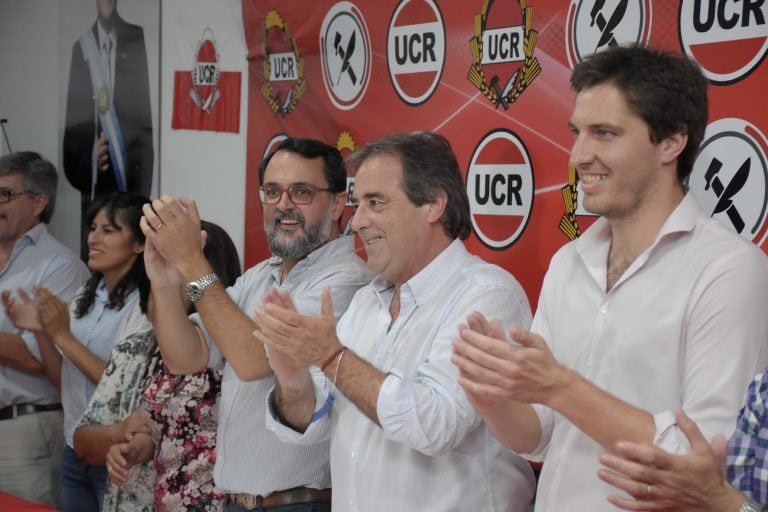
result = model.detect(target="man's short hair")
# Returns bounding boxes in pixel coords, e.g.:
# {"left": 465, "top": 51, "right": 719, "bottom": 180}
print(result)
{"left": 0, "top": 151, "right": 58, "bottom": 223}
{"left": 258, "top": 137, "right": 347, "bottom": 194}
{"left": 570, "top": 45, "right": 708, "bottom": 184}
{"left": 349, "top": 131, "right": 472, "bottom": 240}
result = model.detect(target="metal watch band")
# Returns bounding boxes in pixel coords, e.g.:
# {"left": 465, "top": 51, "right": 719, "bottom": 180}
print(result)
{"left": 196, "top": 273, "right": 219, "bottom": 289}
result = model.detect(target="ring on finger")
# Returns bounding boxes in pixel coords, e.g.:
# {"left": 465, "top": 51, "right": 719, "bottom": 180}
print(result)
{"left": 155, "top": 223, "right": 164, "bottom": 230}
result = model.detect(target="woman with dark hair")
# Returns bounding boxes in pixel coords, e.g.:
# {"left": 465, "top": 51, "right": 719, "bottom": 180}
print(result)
{"left": 75, "top": 220, "right": 241, "bottom": 511}
{"left": 5, "top": 193, "right": 150, "bottom": 512}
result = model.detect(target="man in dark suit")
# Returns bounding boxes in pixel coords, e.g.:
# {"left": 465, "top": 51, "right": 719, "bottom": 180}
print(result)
{"left": 63, "top": 0, "right": 153, "bottom": 259}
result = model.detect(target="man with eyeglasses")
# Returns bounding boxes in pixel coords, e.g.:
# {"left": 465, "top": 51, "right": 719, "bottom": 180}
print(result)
{"left": 139, "top": 137, "right": 372, "bottom": 512}
{"left": 0, "top": 151, "right": 89, "bottom": 507}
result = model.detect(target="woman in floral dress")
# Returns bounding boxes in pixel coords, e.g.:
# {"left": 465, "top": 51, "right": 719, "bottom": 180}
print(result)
{"left": 97, "top": 221, "right": 241, "bottom": 511}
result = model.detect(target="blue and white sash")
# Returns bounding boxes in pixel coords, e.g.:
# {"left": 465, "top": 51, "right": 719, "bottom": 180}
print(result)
{"left": 79, "top": 30, "right": 128, "bottom": 196}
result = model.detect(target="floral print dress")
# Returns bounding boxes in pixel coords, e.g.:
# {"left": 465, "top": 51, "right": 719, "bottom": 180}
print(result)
{"left": 142, "top": 349, "right": 226, "bottom": 512}
{"left": 78, "top": 303, "right": 156, "bottom": 512}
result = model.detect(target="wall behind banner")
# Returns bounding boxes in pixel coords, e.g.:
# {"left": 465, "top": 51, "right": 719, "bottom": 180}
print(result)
{"left": 242, "top": 0, "right": 768, "bottom": 305}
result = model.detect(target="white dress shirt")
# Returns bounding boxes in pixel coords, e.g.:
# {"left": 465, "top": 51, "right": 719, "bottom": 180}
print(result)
{"left": 526, "top": 193, "right": 768, "bottom": 511}
{"left": 194, "top": 235, "right": 372, "bottom": 495}
{"left": 0, "top": 224, "right": 89, "bottom": 408}
{"left": 268, "top": 239, "right": 536, "bottom": 511}
{"left": 61, "top": 281, "right": 139, "bottom": 447}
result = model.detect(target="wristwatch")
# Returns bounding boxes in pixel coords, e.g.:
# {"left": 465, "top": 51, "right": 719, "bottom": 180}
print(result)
{"left": 739, "top": 498, "right": 767, "bottom": 512}
{"left": 185, "top": 273, "right": 219, "bottom": 302}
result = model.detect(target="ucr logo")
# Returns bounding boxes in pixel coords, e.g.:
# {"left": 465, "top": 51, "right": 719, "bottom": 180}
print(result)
{"left": 467, "top": 129, "right": 534, "bottom": 249}
{"left": 191, "top": 28, "right": 220, "bottom": 112}
{"left": 261, "top": 10, "right": 306, "bottom": 116}
{"left": 467, "top": 0, "right": 541, "bottom": 110}
{"left": 689, "top": 118, "right": 768, "bottom": 245}
{"left": 387, "top": 0, "right": 446, "bottom": 106}
{"left": 679, "top": 0, "right": 768, "bottom": 84}
{"left": 320, "top": 2, "right": 372, "bottom": 110}
{"left": 565, "top": 0, "right": 653, "bottom": 68}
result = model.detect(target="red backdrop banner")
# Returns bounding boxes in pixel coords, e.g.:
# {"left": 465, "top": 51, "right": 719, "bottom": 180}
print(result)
{"left": 242, "top": 0, "right": 768, "bottom": 306}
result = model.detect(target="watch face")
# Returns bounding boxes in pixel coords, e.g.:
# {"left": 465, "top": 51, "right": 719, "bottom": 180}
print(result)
{"left": 186, "top": 282, "right": 203, "bottom": 301}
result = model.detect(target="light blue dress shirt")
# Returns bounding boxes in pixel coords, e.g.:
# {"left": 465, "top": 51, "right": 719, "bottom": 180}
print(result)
{"left": 61, "top": 280, "right": 138, "bottom": 447}
{"left": 0, "top": 223, "right": 89, "bottom": 408}
{"left": 194, "top": 235, "right": 373, "bottom": 495}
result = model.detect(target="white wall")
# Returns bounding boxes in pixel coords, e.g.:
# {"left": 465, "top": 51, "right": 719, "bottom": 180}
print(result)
{"left": 0, "top": 0, "right": 248, "bottom": 264}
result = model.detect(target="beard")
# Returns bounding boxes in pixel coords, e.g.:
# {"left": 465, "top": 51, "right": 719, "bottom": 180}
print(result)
{"left": 265, "top": 208, "right": 334, "bottom": 261}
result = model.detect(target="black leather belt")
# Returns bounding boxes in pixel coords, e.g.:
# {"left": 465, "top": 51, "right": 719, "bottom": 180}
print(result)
{"left": 0, "top": 403, "right": 62, "bottom": 421}
{"left": 231, "top": 487, "right": 331, "bottom": 510}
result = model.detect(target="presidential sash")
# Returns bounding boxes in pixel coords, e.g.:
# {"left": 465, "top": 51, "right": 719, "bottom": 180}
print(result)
{"left": 79, "top": 30, "right": 128, "bottom": 196}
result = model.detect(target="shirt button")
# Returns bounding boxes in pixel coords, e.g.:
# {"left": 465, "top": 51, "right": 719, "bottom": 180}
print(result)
{"left": 600, "top": 306, "right": 607, "bottom": 314}
{"left": 351, "top": 451, "right": 356, "bottom": 459}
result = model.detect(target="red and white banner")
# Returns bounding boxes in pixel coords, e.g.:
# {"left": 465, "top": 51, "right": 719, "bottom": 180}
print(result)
{"left": 170, "top": 3, "right": 242, "bottom": 133}
{"left": 242, "top": 0, "right": 768, "bottom": 304}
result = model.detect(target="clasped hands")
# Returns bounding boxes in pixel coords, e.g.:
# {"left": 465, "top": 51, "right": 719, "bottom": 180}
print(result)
{"left": 105, "top": 411, "right": 154, "bottom": 486}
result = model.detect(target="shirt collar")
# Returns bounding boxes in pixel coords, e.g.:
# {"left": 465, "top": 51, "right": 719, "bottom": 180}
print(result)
{"left": 21, "top": 223, "right": 47, "bottom": 246}
{"left": 578, "top": 192, "right": 702, "bottom": 251}
{"left": 371, "top": 238, "right": 470, "bottom": 306}
{"left": 271, "top": 235, "right": 356, "bottom": 282}
{"left": 97, "top": 23, "right": 116, "bottom": 48}
{"left": 575, "top": 192, "right": 704, "bottom": 289}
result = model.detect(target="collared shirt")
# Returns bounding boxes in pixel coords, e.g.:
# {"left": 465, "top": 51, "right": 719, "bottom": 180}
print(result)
{"left": 727, "top": 370, "right": 768, "bottom": 505}
{"left": 268, "top": 239, "right": 536, "bottom": 511}
{"left": 62, "top": 280, "right": 139, "bottom": 447}
{"left": 77, "top": 303, "right": 156, "bottom": 511}
{"left": 194, "top": 235, "right": 372, "bottom": 495}
{"left": 526, "top": 193, "right": 768, "bottom": 511}
{"left": 0, "top": 223, "right": 90, "bottom": 408}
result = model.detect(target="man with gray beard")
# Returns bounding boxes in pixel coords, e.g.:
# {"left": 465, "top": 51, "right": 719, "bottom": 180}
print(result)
{"left": 140, "top": 138, "right": 372, "bottom": 512}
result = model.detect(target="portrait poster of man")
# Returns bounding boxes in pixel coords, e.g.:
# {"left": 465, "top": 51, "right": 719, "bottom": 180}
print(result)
{"left": 59, "top": 0, "right": 158, "bottom": 258}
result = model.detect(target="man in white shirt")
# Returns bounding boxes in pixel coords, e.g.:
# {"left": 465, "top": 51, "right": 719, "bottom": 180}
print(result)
{"left": 0, "top": 151, "right": 90, "bottom": 506}
{"left": 452, "top": 45, "right": 768, "bottom": 511}
{"left": 256, "top": 132, "right": 535, "bottom": 511}
{"left": 141, "top": 138, "right": 372, "bottom": 512}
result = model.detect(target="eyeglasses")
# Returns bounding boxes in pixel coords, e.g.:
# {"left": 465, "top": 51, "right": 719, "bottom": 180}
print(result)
{"left": 0, "top": 188, "right": 34, "bottom": 204}
{"left": 259, "top": 184, "right": 331, "bottom": 205}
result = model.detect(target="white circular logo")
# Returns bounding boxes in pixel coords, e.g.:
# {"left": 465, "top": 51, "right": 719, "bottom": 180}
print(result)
{"left": 689, "top": 118, "right": 768, "bottom": 244}
{"left": 467, "top": 129, "right": 534, "bottom": 249}
{"left": 679, "top": 0, "right": 768, "bottom": 84}
{"left": 319, "top": 2, "right": 372, "bottom": 110}
{"left": 565, "top": 0, "right": 652, "bottom": 68}
{"left": 387, "top": 0, "right": 446, "bottom": 106}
